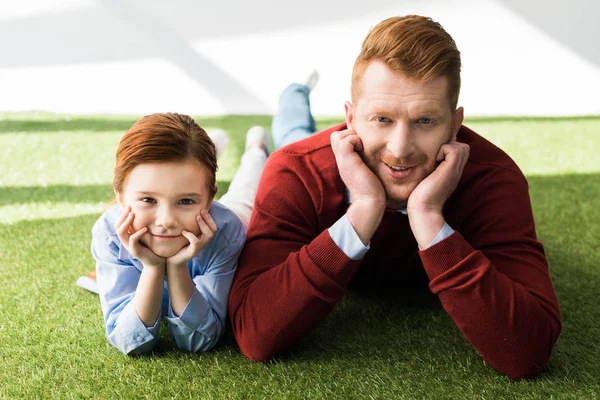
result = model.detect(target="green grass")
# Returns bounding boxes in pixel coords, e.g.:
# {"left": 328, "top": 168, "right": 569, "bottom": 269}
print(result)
{"left": 1, "top": 113, "right": 599, "bottom": 399}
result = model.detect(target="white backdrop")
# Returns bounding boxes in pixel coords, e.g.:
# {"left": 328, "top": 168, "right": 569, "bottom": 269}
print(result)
{"left": 1, "top": 0, "right": 598, "bottom": 116}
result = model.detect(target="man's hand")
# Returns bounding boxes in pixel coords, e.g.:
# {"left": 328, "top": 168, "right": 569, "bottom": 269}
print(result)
{"left": 407, "top": 136, "right": 470, "bottom": 248}
{"left": 166, "top": 209, "right": 218, "bottom": 269}
{"left": 115, "top": 206, "right": 165, "bottom": 269}
{"left": 330, "top": 130, "right": 386, "bottom": 245}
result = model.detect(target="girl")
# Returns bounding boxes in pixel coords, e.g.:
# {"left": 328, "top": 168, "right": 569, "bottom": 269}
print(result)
{"left": 90, "top": 113, "right": 269, "bottom": 355}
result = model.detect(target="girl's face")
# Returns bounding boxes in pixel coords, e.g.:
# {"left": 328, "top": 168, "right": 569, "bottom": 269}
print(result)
{"left": 116, "top": 159, "right": 213, "bottom": 258}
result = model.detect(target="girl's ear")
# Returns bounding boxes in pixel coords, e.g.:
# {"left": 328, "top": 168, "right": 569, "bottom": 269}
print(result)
{"left": 115, "top": 190, "right": 124, "bottom": 206}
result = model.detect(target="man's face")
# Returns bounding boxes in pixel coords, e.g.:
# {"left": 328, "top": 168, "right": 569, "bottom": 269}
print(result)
{"left": 117, "top": 160, "right": 213, "bottom": 258}
{"left": 346, "top": 61, "right": 463, "bottom": 209}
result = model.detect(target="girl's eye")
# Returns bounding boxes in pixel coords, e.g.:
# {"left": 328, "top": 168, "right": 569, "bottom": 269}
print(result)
{"left": 141, "top": 197, "right": 156, "bottom": 203}
{"left": 180, "top": 198, "right": 195, "bottom": 205}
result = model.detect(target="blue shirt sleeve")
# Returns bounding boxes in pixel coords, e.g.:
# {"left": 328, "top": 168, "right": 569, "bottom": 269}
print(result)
{"left": 328, "top": 214, "right": 370, "bottom": 260}
{"left": 164, "top": 242, "right": 242, "bottom": 352}
{"left": 328, "top": 212, "right": 454, "bottom": 256}
{"left": 164, "top": 202, "right": 245, "bottom": 352}
{"left": 419, "top": 222, "right": 455, "bottom": 250}
{"left": 91, "top": 222, "right": 161, "bottom": 355}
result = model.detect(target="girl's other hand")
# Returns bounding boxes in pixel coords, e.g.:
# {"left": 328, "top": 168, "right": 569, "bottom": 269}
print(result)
{"left": 114, "top": 206, "right": 165, "bottom": 269}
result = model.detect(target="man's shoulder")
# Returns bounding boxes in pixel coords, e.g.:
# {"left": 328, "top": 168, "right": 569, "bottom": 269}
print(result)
{"left": 459, "top": 125, "right": 525, "bottom": 179}
{"left": 265, "top": 123, "right": 343, "bottom": 180}
{"left": 275, "top": 122, "right": 345, "bottom": 157}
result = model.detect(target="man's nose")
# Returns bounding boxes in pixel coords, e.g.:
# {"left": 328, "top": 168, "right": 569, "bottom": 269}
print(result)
{"left": 386, "top": 123, "right": 415, "bottom": 160}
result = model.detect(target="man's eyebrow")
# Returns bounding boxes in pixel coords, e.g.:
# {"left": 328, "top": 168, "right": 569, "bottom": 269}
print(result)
{"left": 367, "top": 107, "right": 397, "bottom": 116}
{"left": 413, "top": 108, "right": 444, "bottom": 117}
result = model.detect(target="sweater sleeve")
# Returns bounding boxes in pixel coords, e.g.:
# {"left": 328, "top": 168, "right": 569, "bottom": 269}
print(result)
{"left": 228, "top": 151, "right": 361, "bottom": 361}
{"left": 420, "top": 167, "right": 561, "bottom": 379}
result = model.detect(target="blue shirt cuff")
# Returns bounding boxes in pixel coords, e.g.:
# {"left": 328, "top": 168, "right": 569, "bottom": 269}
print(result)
{"left": 108, "top": 300, "right": 160, "bottom": 355}
{"left": 419, "top": 222, "right": 455, "bottom": 250}
{"left": 328, "top": 214, "right": 370, "bottom": 260}
{"left": 166, "top": 289, "right": 211, "bottom": 336}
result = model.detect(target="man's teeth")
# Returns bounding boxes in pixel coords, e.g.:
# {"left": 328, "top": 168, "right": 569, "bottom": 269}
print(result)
{"left": 389, "top": 165, "right": 409, "bottom": 171}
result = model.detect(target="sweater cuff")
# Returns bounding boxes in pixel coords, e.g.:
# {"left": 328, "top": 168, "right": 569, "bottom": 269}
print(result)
{"left": 419, "top": 231, "right": 474, "bottom": 280}
{"left": 307, "top": 229, "right": 361, "bottom": 286}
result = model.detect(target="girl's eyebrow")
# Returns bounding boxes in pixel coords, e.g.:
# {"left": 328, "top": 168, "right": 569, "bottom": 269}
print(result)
{"left": 133, "top": 191, "right": 202, "bottom": 198}
{"left": 179, "top": 193, "right": 203, "bottom": 198}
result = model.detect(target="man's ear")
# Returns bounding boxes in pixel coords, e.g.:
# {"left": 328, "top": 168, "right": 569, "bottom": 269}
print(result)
{"left": 452, "top": 106, "right": 464, "bottom": 138}
{"left": 344, "top": 101, "right": 355, "bottom": 131}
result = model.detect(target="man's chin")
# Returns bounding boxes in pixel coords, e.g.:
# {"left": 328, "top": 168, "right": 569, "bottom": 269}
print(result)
{"left": 383, "top": 186, "right": 414, "bottom": 210}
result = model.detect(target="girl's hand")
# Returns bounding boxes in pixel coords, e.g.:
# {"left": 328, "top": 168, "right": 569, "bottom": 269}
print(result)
{"left": 114, "top": 206, "right": 165, "bottom": 268}
{"left": 166, "top": 209, "right": 218, "bottom": 268}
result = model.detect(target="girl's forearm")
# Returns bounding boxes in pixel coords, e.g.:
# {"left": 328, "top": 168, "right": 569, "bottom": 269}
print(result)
{"left": 134, "top": 265, "right": 165, "bottom": 327}
{"left": 165, "top": 264, "right": 194, "bottom": 317}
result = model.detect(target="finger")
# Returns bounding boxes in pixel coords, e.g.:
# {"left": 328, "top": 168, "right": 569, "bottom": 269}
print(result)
{"left": 330, "top": 130, "right": 358, "bottom": 153}
{"left": 181, "top": 230, "right": 199, "bottom": 249}
{"left": 196, "top": 215, "right": 215, "bottom": 240}
{"left": 180, "top": 230, "right": 200, "bottom": 257}
{"left": 436, "top": 145, "right": 447, "bottom": 163}
{"left": 337, "top": 134, "right": 363, "bottom": 157}
{"left": 200, "top": 209, "right": 218, "bottom": 233}
{"left": 128, "top": 226, "right": 147, "bottom": 248}
{"left": 115, "top": 211, "right": 135, "bottom": 242}
{"left": 458, "top": 143, "right": 470, "bottom": 170}
{"left": 113, "top": 206, "right": 131, "bottom": 231}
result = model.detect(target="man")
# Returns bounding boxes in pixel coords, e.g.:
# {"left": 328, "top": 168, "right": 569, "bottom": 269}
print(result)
{"left": 228, "top": 15, "right": 561, "bottom": 379}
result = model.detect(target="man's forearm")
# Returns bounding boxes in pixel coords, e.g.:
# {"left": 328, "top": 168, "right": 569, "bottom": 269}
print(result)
{"left": 421, "top": 232, "right": 561, "bottom": 379}
{"left": 229, "top": 229, "right": 362, "bottom": 361}
{"left": 408, "top": 209, "right": 446, "bottom": 249}
{"left": 345, "top": 200, "right": 385, "bottom": 245}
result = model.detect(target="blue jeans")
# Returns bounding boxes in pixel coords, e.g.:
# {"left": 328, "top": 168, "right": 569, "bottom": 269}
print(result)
{"left": 272, "top": 83, "right": 316, "bottom": 149}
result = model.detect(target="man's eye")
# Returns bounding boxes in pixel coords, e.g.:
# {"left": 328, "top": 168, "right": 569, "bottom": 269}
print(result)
{"left": 180, "top": 199, "right": 195, "bottom": 205}
{"left": 418, "top": 118, "right": 433, "bottom": 124}
{"left": 376, "top": 117, "right": 391, "bottom": 123}
{"left": 141, "top": 197, "right": 156, "bottom": 203}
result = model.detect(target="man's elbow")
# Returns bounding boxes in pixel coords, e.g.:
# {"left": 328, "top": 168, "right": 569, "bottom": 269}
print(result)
{"left": 494, "top": 340, "right": 558, "bottom": 380}
{"left": 237, "top": 336, "right": 280, "bottom": 362}
{"left": 232, "top": 324, "right": 285, "bottom": 361}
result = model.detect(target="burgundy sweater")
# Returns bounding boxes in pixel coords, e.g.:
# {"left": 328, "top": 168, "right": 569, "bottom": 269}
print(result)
{"left": 228, "top": 123, "right": 561, "bottom": 379}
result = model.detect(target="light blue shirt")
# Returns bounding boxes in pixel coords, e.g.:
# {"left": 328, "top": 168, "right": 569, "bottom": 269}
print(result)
{"left": 328, "top": 191, "right": 454, "bottom": 260}
{"left": 91, "top": 201, "right": 245, "bottom": 355}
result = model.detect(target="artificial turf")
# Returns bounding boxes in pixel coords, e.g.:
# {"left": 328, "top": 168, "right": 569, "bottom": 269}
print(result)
{"left": 0, "top": 113, "right": 598, "bottom": 399}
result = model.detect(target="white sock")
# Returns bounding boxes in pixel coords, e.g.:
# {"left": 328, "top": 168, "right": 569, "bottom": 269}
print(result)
{"left": 245, "top": 126, "right": 271, "bottom": 155}
{"left": 303, "top": 70, "right": 319, "bottom": 92}
{"left": 207, "top": 129, "right": 230, "bottom": 158}
{"left": 76, "top": 276, "right": 99, "bottom": 294}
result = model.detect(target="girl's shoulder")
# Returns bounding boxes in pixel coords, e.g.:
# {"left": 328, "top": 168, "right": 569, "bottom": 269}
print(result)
{"left": 92, "top": 203, "right": 122, "bottom": 238}
{"left": 208, "top": 201, "right": 246, "bottom": 247}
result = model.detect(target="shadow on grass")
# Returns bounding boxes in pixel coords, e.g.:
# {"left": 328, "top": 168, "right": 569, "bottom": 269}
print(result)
{"left": 0, "top": 118, "right": 138, "bottom": 133}
{"left": 0, "top": 181, "right": 232, "bottom": 206}
{"left": 0, "top": 115, "right": 275, "bottom": 134}
{"left": 0, "top": 184, "right": 114, "bottom": 205}
{"left": 0, "top": 114, "right": 346, "bottom": 135}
